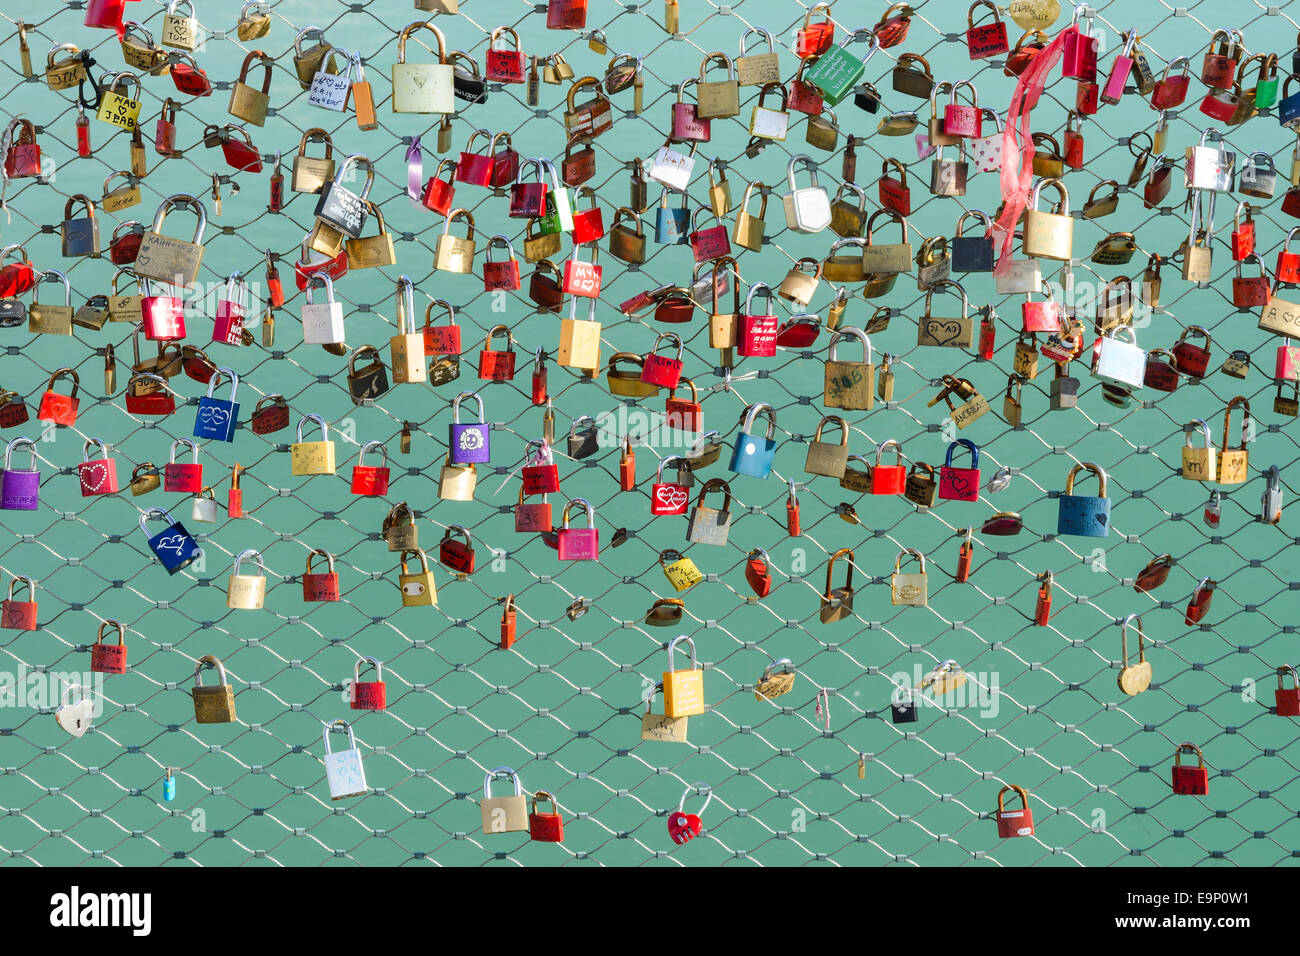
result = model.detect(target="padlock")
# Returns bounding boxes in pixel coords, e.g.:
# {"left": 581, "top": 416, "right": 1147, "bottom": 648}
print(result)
{"left": 564, "top": 75, "right": 613, "bottom": 139}
{"left": 384, "top": 503, "right": 420, "bottom": 552}
{"left": 1094, "top": 326, "right": 1146, "bottom": 390}
{"left": 823, "top": 327, "right": 874, "bottom": 410}
{"left": 786, "top": 480, "right": 801, "bottom": 535}
{"left": 557, "top": 497, "right": 599, "bottom": 560}
{"left": 995, "top": 785, "right": 1035, "bottom": 838}
{"left": 916, "top": 280, "right": 973, "bottom": 349}
{"left": 1057, "top": 462, "right": 1111, "bottom": 538}
{"left": 729, "top": 402, "right": 778, "bottom": 478}
{"left": 732, "top": 180, "right": 768, "bottom": 252}
{"left": 1024, "top": 178, "right": 1073, "bottom": 261}
{"left": 951, "top": 210, "right": 994, "bottom": 273}
{"left": 398, "top": 548, "right": 438, "bottom": 607}
{"left": 966, "top": 0, "right": 1009, "bottom": 58}
{"left": 1172, "top": 743, "right": 1209, "bottom": 795}
{"left": 188, "top": 485, "right": 218, "bottom": 524}
{"left": 1216, "top": 397, "right": 1252, "bottom": 486}
{"left": 1180, "top": 419, "right": 1217, "bottom": 483}
{"left": 44, "top": 42, "right": 86, "bottom": 92}
{"left": 1276, "top": 665, "right": 1300, "bottom": 717}
{"left": 805, "top": 30, "right": 876, "bottom": 106}
{"left": 161, "top": 0, "right": 199, "bottom": 49}
{"left": 193, "top": 366, "right": 239, "bottom": 443}
{"left": 686, "top": 478, "right": 733, "bottom": 546}
{"left": 34, "top": 368, "right": 79, "bottom": 427}
{"left": 829, "top": 183, "right": 867, "bottom": 239}
{"left": 391, "top": 21, "right": 453, "bottom": 114}
{"left": 291, "top": 413, "right": 336, "bottom": 476}
{"left": 321, "top": 720, "right": 367, "bottom": 801}
{"left": 745, "top": 548, "right": 774, "bottom": 599}
{"left": 805, "top": 415, "right": 850, "bottom": 479}
{"left": 439, "top": 525, "right": 476, "bottom": 575}
{"left": 1185, "top": 129, "right": 1236, "bottom": 193}
{"left": 663, "top": 635, "right": 705, "bottom": 717}
{"left": 1171, "top": 327, "right": 1212, "bottom": 379}
{"left": 862, "top": 209, "right": 913, "bottom": 275}
{"left": 226, "top": 549, "right": 267, "bottom": 610}
{"left": 478, "top": 325, "right": 518, "bottom": 381}
{"left": 642, "top": 333, "right": 684, "bottom": 389}
{"left": 87, "top": 619, "right": 128, "bottom": 675}
{"left": 659, "top": 549, "right": 703, "bottom": 592}
{"left": 141, "top": 507, "right": 200, "bottom": 575}
{"left": 346, "top": 440, "right": 390, "bottom": 497}
{"left": 350, "top": 659, "right": 386, "bottom": 711}
{"left": 783, "top": 154, "right": 831, "bottom": 233}
{"left": 128, "top": 461, "right": 161, "bottom": 498}
{"left": 302, "top": 549, "right": 340, "bottom": 603}
{"left": 210, "top": 272, "right": 247, "bottom": 346}
{"left": 892, "top": 52, "right": 934, "bottom": 98}
{"left": 736, "top": 283, "right": 778, "bottom": 358}
{"left": 820, "top": 547, "right": 856, "bottom": 623}
{"left": 447, "top": 390, "right": 491, "bottom": 465}
{"left": 191, "top": 654, "right": 236, "bottom": 724}
{"left": 78, "top": 437, "right": 119, "bottom": 497}
{"left": 1032, "top": 571, "right": 1053, "bottom": 626}
{"left": 939, "top": 439, "right": 980, "bottom": 502}
{"left": 1, "top": 575, "right": 37, "bottom": 631}
{"left": 665, "top": 378, "right": 702, "bottom": 432}
{"left": 135, "top": 193, "right": 207, "bottom": 288}
{"left": 796, "top": 3, "right": 834, "bottom": 58}
{"left": 1240, "top": 151, "right": 1277, "bottom": 200}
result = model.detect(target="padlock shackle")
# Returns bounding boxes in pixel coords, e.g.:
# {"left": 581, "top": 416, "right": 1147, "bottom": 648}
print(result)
{"left": 451, "top": 390, "right": 485, "bottom": 425}
{"left": 1120, "top": 613, "right": 1145, "bottom": 667}
{"left": 394, "top": 275, "right": 417, "bottom": 333}
{"left": 296, "top": 412, "right": 329, "bottom": 443}
{"left": 1063, "top": 461, "right": 1107, "bottom": 497}
{"left": 677, "top": 782, "right": 713, "bottom": 816}
{"left": 306, "top": 548, "right": 337, "bottom": 577}
{"left": 762, "top": 658, "right": 794, "bottom": 682}
{"left": 825, "top": 547, "right": 855, "bottom": 597}
{"left": 322, "top": 718, "right": 357, "bottom": 755}
{"left": 169, "top": 436, "right": 199, "bottom": 463}
{"left": 193, "top": 653, "right": 228, "bottom": 689}
{"left": 827, "top": 325, "right": 872, "bottom": 364}
{"left": 1173, "top": 742, "right": 1205, "bottom": 768}
{"left": 357, "top": 440, "right": 388, "bottom": 469}
{"left": 6, "top": 574, "right": 34, "bottom": 601}
{"left": 666, "top": 634, "right": 698, "bottom": 673}
{"left": 95, "top": 619, "right": 126, "bottom": 647}
{"left": 944, "top": 438, "right": 978, "bottom": 468}
{"left": 560, "top": 496, "right": 595, "bottom": 529}
{"left": 996, "top": 784, "right": 1029, "bottom": 814}
{"left": 893, "top": 547, "right": 925, "bottom": 573}
{"left": 205, "top": 366, "right": 239, "bottom": 401}
{"left": 231, "top": 548, "right": 266, "bottom": 578}
{"left": 483, "top": 765, "right": 522, "bottom": 798}
{"left": 739, "top": 401, "right": 777, "bottom": 439}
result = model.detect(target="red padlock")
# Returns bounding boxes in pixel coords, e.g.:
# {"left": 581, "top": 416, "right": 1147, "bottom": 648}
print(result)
{"left": 570, "top": 188, "right": 605, "bottom": 244}
{"left": 1076, "top": 79, "right": 1099, "bottom": 115}
{"left": 641, "top": 333, "right": 684, "bottom": 388}
{"left": 478, "top": 325, "right": 518, "bottom": 381}
{"left": 1034, "top": 572, "right": 1052, "bottom": 626}
{"left": 1276, "top": 665, "right": 1300, "bottom": 717}
{"left": 423, "top": 299, "right": 462, "bottom": 356}
{"left": 995, "top": 785, "right": 1035, "bottom": 838}
{"left": 522, "top": 440, "right": 560, "bottom": 494}
{"left": 483, "top": 237, "right": 522, "bottom": 292}
{"left": 515, "top": 489, "right": 552, "bottom": 533}
{"left": 90, "top": 620, "right": 127, "bottom": 674}
{"left": 1232, "top": 256, "right": 1270, "bottom": 308}
{"left": 965, "top": 1, "right": 1009, "bottom": 59}
{"left": 4, "top": 119, "right": 42, "bottom": 178}
{"left": 1232, "top": 203, "right": 1257, "bottom": 261}
{"left": 1100, "top": 32, "right": 1136, "bottom": 105}
{"left": 874, "top": 2, "right": 911, "bottom": 48}
{"left": 213, "top": 273, "right": 247, "bottom": 346}
{"left": 650, "top": 457, "right": 691, "bottom": 516}
{"left": 1277, "top": 227, "right": 1300, "bottom": 282}
{"left": 1200, "top": 29, "right": 1239, "bottom": 89}
{"left": 509, "top": 158, "right": 548, "bottom": 218}
{"left": 439, "top": 526, "right": 476, "bottom": 574}
{"left": 978, "top": 310, "right": 996, "bottom": 359}
{"left": 486, "top": 27, "right": 526, "bottom": 83}
{"left": 1021, "top": 284, "right": 1062, "bottom": 333}
{"left": 125, "top": 374, "right": 176, "bottom": 417}
{"left": 456, "top": 130, "right": 495, "bottom": 187}
{"left": 228, "top": 463, "right": 244, "bottom": 518}
{"left": 422, "top": 159, "right": 457, "bottom": 216}
{"left": 562, "top": 247, "right": 602, "bottom": 298}
{"left": 500, "top": 594, "right": 518, "bottom": 648}
{"left": 1063, "top": 117, "right": 1084, "bottom": 169}
{"left": 1061, "top": 11, "right": 1098, "bottom": 80}
{"left": 79, "top": 438, "right": 119, "bottom": 497}
{"left": 786, "top": 482, "right": 801, "bottom": 536}
{"left": 745, "top": 547, "right": 772, "bottom": 597}
{"left": 1151, "top": 57, "right": 1191, "bottom": 109}
{"left": 221, "top": 127, "right": 261, "bottom": 172}
{"left": 528, "top": 791, "right": 565, "bottom": 842}
{"left": 1185, "top": 577, "right": 1215, "bottom": 625}
{"left": 546, "top": 0, "right": 588, "bottom": 29}
{"left": 668, "top": 785, "right": 710, "bottom": 845}
{"left": 491, "top": 133, "right": 521, "bottom": 189}
{"left": 1171, "top": 743, "right": 1209, "bottom": 795}
{"left": 163, "top": 438, "right": 202, "bottom": 493}
{"left": 84, "top": 0, "right": 127, "bottom": 29}
{"left": 1, "top": 575, "right": 37, "bottom": 631}
{"left": 689, "top": 208, "right": 731, "bottom": 264}
{"left": 350, "top": 441, "right": 391, "bottom": 496}
{"left": 302, "top": 550, "right": 340, "bottom": 602}
{"left": 531, "top": 348, "right": 549, "bottom": 405}
{"left": 795, "top": 5, "right": 834, "bottom": 57}
{"left": 0, "top": 245, "right": 35, "bottom": 298}
{"left": 878, "top": 159, "right": 911, "bottom": 216}
{"left": 37, "top": 369, "right": 81, "bottom": 427}
{"left": 1171, "top": 327, "right": 1212, "bottom": 379}
{"left": 943, "top": 84, "right": 982, "bottom": 138}
{"left": 1278, "top": 343, "right": 1300, "bottom": 380}
{"left": 871, "top": 440, "right": 906, "bottom": 495}
{"left": 351, "top": 657, "right": 387, "bottom": 710}
{"left": 954, "top": 528, "right": 973, "bottom": 583}
{"left": 665, "top": 379, "right": 702, "bottom": 432}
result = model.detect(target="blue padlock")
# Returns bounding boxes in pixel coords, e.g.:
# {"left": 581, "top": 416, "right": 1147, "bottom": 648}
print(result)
{"left": 1057, "top": 462, "right": 1111, "bottom": 537}
{"left": 140, "top": 507, "right": 201, "bottom": 575}
{"left": 654, "top": 187, "right": 690, "bottom": 245}
{"left": 193, "top": 366, "right": 239, "bottom": 443}
{"left": 729, "top": 402, "right": 779, "bottom": 478}
{"left": 163, "top": 769, "right": 176, "bottom": 802}
{"left": 1280, "top": 82, "right": 1300, "bottom": 130}
{"left": 448, "top": 390, "right": 491, "bottom": 465}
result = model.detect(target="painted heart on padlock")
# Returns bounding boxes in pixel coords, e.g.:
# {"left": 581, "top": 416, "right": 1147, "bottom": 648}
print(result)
{"left": 155, "top": 534, "right": 188, "bottom": 555}
{"left": 654, "top": 486, "right": 689, "bottom": 510}
{"left": 199, "top": 407, "right": 230, "bottom": 425}
{"left": 944, "top": 474, "right": 971, "bottom": 495}
{"left": 56, "top": 698, "right": 94, "bottom": 737}
{"left": 668, "top": 812, "right": 702, "bottom": 844}
{"left": 81, "top": 463, "right": 108, "bottom": 492}
{"left": 924, "top": 320, "right": 964, "bottom": 346}
{"left": 1093, "top": 513, "right": 1109, "bottom": 530}
{"left": 3, "top": 605, "right": 28, "bottom": 628}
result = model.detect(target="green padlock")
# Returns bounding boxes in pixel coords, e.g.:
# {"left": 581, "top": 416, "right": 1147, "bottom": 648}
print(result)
{"left": 804, "top": 30, "right": 878, "bottom": 106}
{"left": 1252, "top": 52, "right": 1279, "bottom": 109}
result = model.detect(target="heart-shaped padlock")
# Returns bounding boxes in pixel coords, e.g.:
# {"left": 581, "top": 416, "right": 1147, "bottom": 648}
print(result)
{"left": 55, "top": 685, "right": 94, "bottom": 737}
{"left": 668, "top": 783, "right": 712, "bottom": 845}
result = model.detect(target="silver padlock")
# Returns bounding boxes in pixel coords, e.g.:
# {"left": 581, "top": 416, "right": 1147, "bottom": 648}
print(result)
{"left": 1260, "top": 464, "right": 1283, "bottom": 524}
{"left": 1184, "top": 128, "right": 1236, "bottom": 192}
{"left": 1239, "top": 150, "right": 1277, "bottom": 199}
{"left": 782, "top": 154, "right": 831, "bottom": 233}
{"left": 323, "top": 719, "right": 368, "bottom": 800}
{"left": 191, "top": 487, "right": 218, "bottom": 523}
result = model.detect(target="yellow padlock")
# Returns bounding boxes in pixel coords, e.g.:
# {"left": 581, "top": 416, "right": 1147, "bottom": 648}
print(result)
{"left": 226, "top": 548, "right": 268, "bottom": 609}
{"left": 663, "top": 634, "right": 704, "bottom": 717}
{"left": 659, "top": 549, "right": 703, "bottom": 592}
{"left": 290, "top": 413, "right": 336, "bottom": 476}
{"left": 398, "top": 548, "right": 438, "bottom": 607}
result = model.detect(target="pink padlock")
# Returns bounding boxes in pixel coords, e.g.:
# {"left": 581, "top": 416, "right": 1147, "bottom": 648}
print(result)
{"left": 942, "top": 81, "right": 982, "bottom": 137}
{"left": 212, "top": 272, "right": 247, "bottom": 346}
{"left": 671, "top": 81, "right": 712, "bottom": 141}
{"left": 938, "top": 439, "right": 980, "bottom": 502}
{"left": 1060, "top": 8, "right": 1099, "bottom": 80}
{"left": 1278, "top": 343, "right": 1300, "bottom": 381}
{"left": 163, "top": 438, "right": 203, "bottom": 493}
{"left": 689, "top": 208, "right": 731, "bottom": 264}
{"left": 738, "top": 283, "right": 779, "bottom": 358}
{"left": 1100, "top": 31, "right": 1137, "bottom": 106}
{"left": 141, "top": 278, "right": 186, "bottom": 342}
{"left": 641, "top": 332, "right": 684, "bottom": 388}
{"left": 556, "top": 497, "right": 599, "bottom": 561}
{"left": 508, "top": 158, "right": 548, "bottom": 219}
{"left": 1021, "top": 283, "right": 1062, "bottom": 333}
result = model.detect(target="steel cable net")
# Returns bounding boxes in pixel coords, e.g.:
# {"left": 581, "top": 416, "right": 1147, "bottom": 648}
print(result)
{"left": 1, "top": 0, "right": 1299, "bottom": 866}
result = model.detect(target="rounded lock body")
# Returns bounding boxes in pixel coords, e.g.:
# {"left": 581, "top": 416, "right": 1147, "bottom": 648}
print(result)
{"left": 755, "top": 657, "right": 795, "bottom": 700}
{"left": 668, "top": 783, "right": 712, "bottom": 845}
{"left": 1117, "top": 614, "right": 1153, "bottom": 696}
{"left": 227, "top": 549, "right": 267, "bottom": 609}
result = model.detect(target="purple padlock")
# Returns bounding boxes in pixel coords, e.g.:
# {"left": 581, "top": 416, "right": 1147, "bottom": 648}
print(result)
{"left": 448, "top": 390, "right": 490, "bottom": 465}
{"left": 557, "top": 497, "right": 599, "bottom": 561}
{"left": 1, "top": 437, "right": 40, "bottom": 510}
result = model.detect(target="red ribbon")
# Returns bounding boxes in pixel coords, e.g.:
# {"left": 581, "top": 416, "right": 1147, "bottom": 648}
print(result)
{"left": 993, "top": 30, "right": 1068, "bottom": 275}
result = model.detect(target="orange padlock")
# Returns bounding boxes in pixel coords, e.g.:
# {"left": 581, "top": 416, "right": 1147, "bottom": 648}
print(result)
{"left": 954, "top": 528, "right": 973, "bottom": 582}
{"left": 1034, "top": 571, "right": 1052, "bottom": 625}
{"left": 786, "top": 480, "right": 801, "bottom": 536}
{"left": 619, "top": 436, "right": 636, "bottom": 491}
{"left": 500, "top": 593, "right": 517, "bottom": 648}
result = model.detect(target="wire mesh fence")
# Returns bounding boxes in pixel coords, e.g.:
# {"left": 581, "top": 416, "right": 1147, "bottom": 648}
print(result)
{"left": 1, "top": 0, "right": 1300, "bottom": 866}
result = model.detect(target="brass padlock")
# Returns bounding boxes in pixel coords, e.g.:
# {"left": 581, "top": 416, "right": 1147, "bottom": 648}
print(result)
{"left": 293, "top": 128, "right": 336, "bottom": 193}
{"left": 755, "top": 659, "right": 796, "bottom": 701}
{"left": 290, "top": 413, "right": 336, "bottom": 476}
{"left": 229, "top": 50, "right": 274, "bottom": 127}
{"left": 226, "top": 549, "right": 268, "bottom": 610}
{"left": 1023, "top": 178, "right": 1073, "bottom": 261}
{"left": 135, "top": 194, "right": 207, "bottom": 287}
{"left": 820, "top": 547, "right": 855, "bottom": 624}
{"left": 192, "top": 655, "right": 236, "bottom": 723}
{"left": 824, "top": 326, "right": 875, "bottom": 410}
{"left": 805, "top": 415, "right": 850, "bottom": 478}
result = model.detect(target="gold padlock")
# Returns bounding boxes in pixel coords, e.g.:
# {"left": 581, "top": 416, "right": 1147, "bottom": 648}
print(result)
{"left": 660, "top": 549, "right": 703, "bottom": 592}
{"left": 292, "top": 128, "right": 336, "bottom": 193}
{"left": 435, "top": 208, "right": 477, "bottom": 273}
{"left": 755, "top": 659, "right": 796, "bottom": 701}
{"left": 1023, "top": 178, "right": 1073, "bottom": 261}
{"left": 663, "top": 635, "right": 705, "bottom": 717}
{"left": 438, "top": 454, "right": 477, "bottom": 500}
{"left": 383, "top": 502, "right": 419, "bottom": 551}
{"left": 890, "top": 548, "right": 928, "bottom": 606}
{"left": 398, "top": 548, "right": 438, "bottom": 607}
{"left": 192, "top": 655, "right": 236, "bottom": 723}
{"left": 290, "top": 413, "right": 336, "bottom": 476}
{"left": 226, "top": 549, "right": 268, "bottom": 609}
{"left": 1216, "top": 397, "right": 1250, "bottom": 485}
{"left": 135, "top": 194, "right": 207, "bottom": 287}
{"left": 820, "top": 548, "right": 855, "bottom": 623}
{"left": 824, "top": 326, "right": 875, "bottom": 410}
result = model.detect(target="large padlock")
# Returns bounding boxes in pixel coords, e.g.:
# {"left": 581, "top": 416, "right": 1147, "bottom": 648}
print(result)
{"left": 1185, "top": 128, "right": 1236, "bottom": 192}
{"left": 729, "top": 402, "right": 778, "bottom": 478}
{"left": 229, "top": 50, "right": 273, "bottom": 126}
{"left": 916, "top": 280, "right": 973, "bottom": 349}
{"left": 823, "top": 327, "right": 874, "bottom": 410}
{"left": 891, "top": 548, "right": 928, "bottom": 606}
{"left": 862, "top": 209, "right": 913, "bottom": 275}
{"left": 478, "top": 325, "right": 517, "bottom": 381}
{"left": 481, "top": 767, "right": 529, "bottom": 833}
{"left": 398, "top": 548, "right": 438, "bottom": 606}
{"left": 300, "top": 273, "right": 346, "bottom": 345}
{"left": 651, "top": 457, "right": 693, "bottom": 517}
{"left": 938, "top": 439, "right": 980, "bottom": 502}
{"left": 291, "top": 413, "right": 336, "bottom": 476}
{"left": 392, "top": 21, "right": 454, "bottom": 114}
{"left": 1024, "top": 178, "right": 1073, "bottom": 261}
{"left": 557, "top": 497, "right": 599, "bottom": 560}
{"left": 193, "top": 366, "right": 239, "bottom": 442}
{"left": 1094, "top": 326, "right": 1146, "bottom": 390}
{"left": 805, "top": 31, "right": 876, "bottom": 106}
{"left": 303, "top": 549, "right": 341, "bottom": 603}
{"left": 821, "top": 547, "right": 855, "bottom": 623}
{"left": 322, "top": 720, "right": 368, "bottom": 800}
{"left": 315, "top": 154, "right": 376, "bottom": 239}
{"left": 736, "top": 26, "right": 780, "bottom": 86}
{"left": 663, "top": 635, "right": 705, "bottom": 716}
{"left": 563, "top": 75, "right": 613, "bottom": 139}
{"left": 134, "top": 193, "right": 207, "bottom": 287}
{"left": 1172, "top": 326, "right": 1212, "bottom": 379}
{"left": 36, "top": 368, "right": 80, "bottom": 426}
{"left": 696, "top": 51, "right": 740, "bottom": 118}
{"left": 192, "top": 654, "right": 236, "bottom": 723}
{"left": 448, "top": 391, "right": 490, "bottom": 465}
{"left": 4, "top": 118, "right": 43, "bottom": 178}
{"left": 686, "top": 478, "right": 733, "bottom": 546}
{"left": 1057, "top": 462, "right": 1111, "bottom": 538}
{"left": 783, "top": 154, "right": 831, "bottom": 233}
{"left": 737, "top": 282, "right": 778, "bottom": 357}
{"left": 226, "top": 548, "right": 267, "bottom": 610}
{"left": 293, "top": 128, "right": 336, "bottom": 193}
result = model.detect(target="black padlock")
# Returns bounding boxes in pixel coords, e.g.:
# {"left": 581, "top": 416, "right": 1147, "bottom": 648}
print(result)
{"left": 891, "top": 696, "right": 918, "bottom": 724}
{"left": 854, "top": 82, "right": 881, "bottom": 114}
{"left": 567, "top": 415, "right": 600, "bottom": 459}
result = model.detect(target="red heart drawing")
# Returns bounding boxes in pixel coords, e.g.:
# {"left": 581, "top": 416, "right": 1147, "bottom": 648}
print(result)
{"left": 653, "top": 484, "right": 689, "bottom": 512}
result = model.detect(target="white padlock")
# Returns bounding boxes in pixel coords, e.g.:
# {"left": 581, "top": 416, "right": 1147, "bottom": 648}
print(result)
{"left": 301, "top": 273, "right": 346, "bottom": 345}
{"left": 1093, "top": 325, "right": 1145, "bottom": 389}
{"left": 646, "top": 141, "right": 697, "bottom": 192}
{"left": 783, "top": 154, "right": 831, "bottom": 233}
{"left": 323, "top": 719, "right": 368, "bottom": 800}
